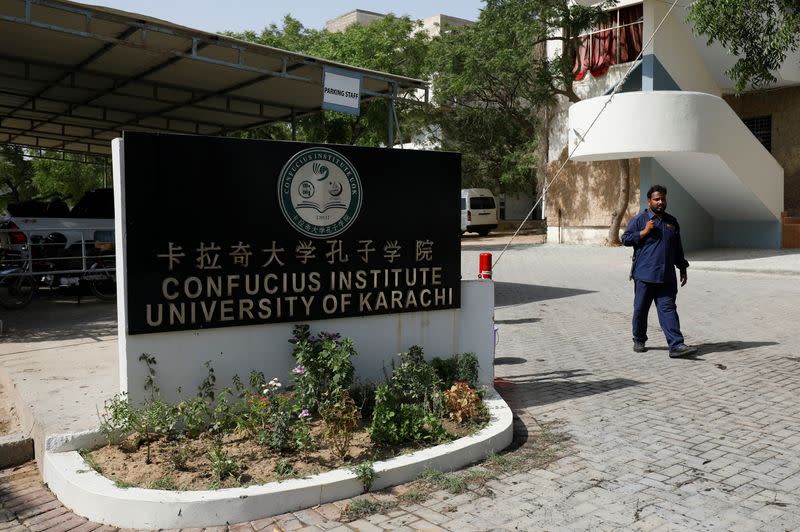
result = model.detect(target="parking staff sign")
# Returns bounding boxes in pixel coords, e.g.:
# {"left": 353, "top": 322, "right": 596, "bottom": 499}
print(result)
{"left": 321, "top": 66, "right": 362, "bottom": 116}
{"left": 122, "top": 132, "right": 461, "bottom": 335}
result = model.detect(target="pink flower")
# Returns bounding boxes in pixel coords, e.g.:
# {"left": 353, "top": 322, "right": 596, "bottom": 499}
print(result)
{"left": 299, "top": 409, "right": 310, "bottom": 419}
{"left": 292, "top": 365, "right": 306, "bottom": 375}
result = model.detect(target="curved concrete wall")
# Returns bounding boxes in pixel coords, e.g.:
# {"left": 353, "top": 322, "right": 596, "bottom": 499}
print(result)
{"left": 568, "top": 91, "right": 783, "bottom": 221}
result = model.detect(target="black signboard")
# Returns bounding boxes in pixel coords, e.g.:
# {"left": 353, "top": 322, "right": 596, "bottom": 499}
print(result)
{"left": 122, "top": 132, "right": 461, "bottom": 335}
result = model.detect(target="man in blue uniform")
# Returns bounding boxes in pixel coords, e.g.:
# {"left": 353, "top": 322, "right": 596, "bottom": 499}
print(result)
{"left": 622, "top": 185, "right": 697, "bottom": 358}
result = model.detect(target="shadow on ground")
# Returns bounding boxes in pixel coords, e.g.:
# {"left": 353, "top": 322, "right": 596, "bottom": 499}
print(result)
{"left": 495, "top": 317, "right": 541, "bottom": 325}
{"left": 495, "top": 357, "right": 528, "bottom": 365}
{"left": 687, "top": 248, "right": 800, "bottom": 262}
{"left": 695, "top": 341, "right": 778, "bottom": 355}
{"left": 498, "top": 369, "right": 643, "bottom": 409}
{"left": 646, "top": 341, "right": 778, "bottom": 358}
{"left": 495, "top": 282, "right": 595, "bottom": 307}
{"left": 461, "top": 242, "right": 544, "bottom": 252}
{"left": 0, "top": 297, "right": 116, "bottom": 343}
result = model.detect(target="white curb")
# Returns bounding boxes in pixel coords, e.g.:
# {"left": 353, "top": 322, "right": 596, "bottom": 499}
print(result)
{"left": 43, "top": 389, "right": 513, "bottom": 529}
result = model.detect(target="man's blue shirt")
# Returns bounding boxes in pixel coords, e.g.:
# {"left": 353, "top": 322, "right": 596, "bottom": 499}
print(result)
{"left": 622, "top": 209, "right": 689, "bottom": 284}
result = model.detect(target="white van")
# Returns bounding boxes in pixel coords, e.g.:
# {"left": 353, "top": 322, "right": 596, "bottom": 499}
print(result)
{"left": 460, "top": 188, "right": 498, "bottom": 236}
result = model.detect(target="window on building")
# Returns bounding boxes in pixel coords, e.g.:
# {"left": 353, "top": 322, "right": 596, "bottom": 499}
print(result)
{"left": 573, "top": 3, "right": 643, "bottom": 81}
{"left": 743, "top": 115, "right": 772, "bottom": 152}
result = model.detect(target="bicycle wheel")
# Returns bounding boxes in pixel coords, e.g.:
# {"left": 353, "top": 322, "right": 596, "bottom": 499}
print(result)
{"left": 88, "top": 269, "right": 116, "bottom": 301}
{"left": 0, "top": 274, "right": 35, "bottom": 310}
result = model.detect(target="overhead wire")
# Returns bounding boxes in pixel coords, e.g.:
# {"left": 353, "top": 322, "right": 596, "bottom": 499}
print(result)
{"left": 491, "top": 0, "right": 682, "bottom": 269}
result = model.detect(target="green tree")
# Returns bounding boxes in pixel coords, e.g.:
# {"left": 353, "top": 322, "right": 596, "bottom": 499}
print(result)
{"left": 30, "top": 153, "right": 108, "bottom": 206}
{"left": 689, "top": 0, "right": 800, "bottom": 93}
{"left": 226, "top": 15, "right": 431, "bottom": 146}
{"left": 0, "top": 145, "right": 35, "bottom": 212}
{"left": 428, "top": 0, "right": 616, "bottom": 198}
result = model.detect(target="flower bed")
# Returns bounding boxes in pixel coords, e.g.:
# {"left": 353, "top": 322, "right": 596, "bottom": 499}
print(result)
{"left": 87, "top": 326, "right": 491, "bottom": 491}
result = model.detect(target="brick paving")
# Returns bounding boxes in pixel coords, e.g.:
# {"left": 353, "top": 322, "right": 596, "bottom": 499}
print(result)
{"left": 3, "top": 243, "right": 800, "bottom": 530}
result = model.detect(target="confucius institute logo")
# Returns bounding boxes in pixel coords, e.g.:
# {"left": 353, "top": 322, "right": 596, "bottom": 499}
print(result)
{"left": 278, "top": 147, "right": 363, "bottom": 239}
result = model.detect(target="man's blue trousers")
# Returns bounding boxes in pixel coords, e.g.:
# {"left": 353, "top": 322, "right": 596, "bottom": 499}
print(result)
{"left": 632, "top": 279, "right": 684, "bottom": 349}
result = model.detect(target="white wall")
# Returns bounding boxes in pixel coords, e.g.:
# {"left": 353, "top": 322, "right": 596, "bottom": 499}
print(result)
{"left": 113, "top": 139, "right": 496, "bottom": 405}
{"left": 117, "top": 281, "right": 495, "bottom": 405}
{"left": 645, "top": 1, "right": 720, "bottom": 95}
{"left": 502, "top": 192, "right": 536, "bottom": 220}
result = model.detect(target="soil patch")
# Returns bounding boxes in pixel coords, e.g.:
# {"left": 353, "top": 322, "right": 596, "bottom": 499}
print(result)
{"left": 86, "top": 418, "right": 483, "bottom": 491}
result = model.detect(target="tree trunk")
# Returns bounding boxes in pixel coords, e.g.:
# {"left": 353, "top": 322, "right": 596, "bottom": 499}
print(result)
{"left": 607, "top": 158, "right": 631, "bottom": 246}
{"left": 532, "top": 39, "right": 551, "bottom": 220}
{"left": 533, "top": 105, "right": 551, "bottom": 220}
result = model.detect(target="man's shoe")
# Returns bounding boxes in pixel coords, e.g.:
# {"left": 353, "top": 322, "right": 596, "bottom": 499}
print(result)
{"left": 633, "top": 341, "right": 647, "bottom": 353}
{"left": 669, "top": 344, "right": 698, "bottom": 358}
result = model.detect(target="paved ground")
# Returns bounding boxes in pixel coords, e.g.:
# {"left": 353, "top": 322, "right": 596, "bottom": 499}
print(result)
{"left": 3, "top": 241, "right": 800, "bottom": 530}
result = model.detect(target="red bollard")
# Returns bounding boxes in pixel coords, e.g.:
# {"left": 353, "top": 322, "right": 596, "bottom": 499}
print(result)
{"left": 479, "top": 252, "right": 492, "bottom": 279}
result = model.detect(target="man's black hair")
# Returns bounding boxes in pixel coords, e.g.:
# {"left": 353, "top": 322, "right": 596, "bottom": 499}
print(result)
{"left": 647, "top": 184, "right": 667, "bottom": 199}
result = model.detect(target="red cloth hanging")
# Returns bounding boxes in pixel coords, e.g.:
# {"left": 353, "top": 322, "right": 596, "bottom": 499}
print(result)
{"left": 589, "top": 21, "right": 615, "bottom": 78}
{"left": 573, "top": 35, "right": 591, "bottom": 81}
{"left": 572, "top": 4, "right": 643, "bottom": 81}
{"left": 619, "top": 4, "right": 643, "bottom": 63}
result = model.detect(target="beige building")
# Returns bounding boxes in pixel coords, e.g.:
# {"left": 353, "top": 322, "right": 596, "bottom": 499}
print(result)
{"left": 325, "top": 9, "right": 471, "bottom": 36}
{"left": 324, "top": 9, "right": 386, "bottom": 32}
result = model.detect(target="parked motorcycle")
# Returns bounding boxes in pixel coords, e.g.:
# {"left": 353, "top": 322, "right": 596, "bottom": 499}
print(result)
{"left": 0, "top": 231, "right": 116, "bottom": 310}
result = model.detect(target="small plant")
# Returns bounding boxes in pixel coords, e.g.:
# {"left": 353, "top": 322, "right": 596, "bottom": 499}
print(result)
{"left": 177, "top": 395, "right": 210, "bottom": 438}
{"left": 418, "top": 467, "right": 467, "bottom": 494}
{"left": 371, "top": 391, "right": 446, "bottom": 445}
{"left": 208, "top": 441, "right": 241, "bottom": 485}
{"left": 461, "top": 467, "right": 493, "bottom": 485}
{"left": 210, "top": 387, "right": 238, "bottom": 435}
{"left": 350, "top": 460, "right": 376, "bottom": 492}
{"left": 389, "top": 346, "right": 443, "bottom": 408}
{"left": 139, "top": 352, "right": 159, "bottom": 399}
{"left": 274, "top": 458, "right": 296, "bottom": 478}
{"left": 293, "top": 411, "right": 316, "bottom": 458}
{"left": 150, "top": 476, "right": 179, "bottom": 490}
{"left": 341, "top": 498, "right": 392, "bottom": 521}
{"left": 98, "top": 393, "right": 135, "bottom": 445}
{"left": 431, "top": 352, "right": 480, "bottom": 388}
{"left": 243, "top": 391, "right": 270, "bottom": 432}
{"left": 456, "top": 353, "right": 479, "bottom": 386}
{"left": 485, "top": 451, "right": 518, "bottom": 473}
{"left": 290, "top": 324, "right": 357, "bottom": 412}
{"left": 78, "top": 448, "right": 103, "bottom": 474}
{"left": 444, "top": 382, "right": 487, "bottom": 424}
{"left": 236, "top": 391, "right": 271, "bottom": 439}
{"left": 398, "top": 488, "right": 427, "bottom": 503}
{"left": 259, "top": 380, "right": 296, "bottom": 453}
{"left": 370, "top": 347, "right": 446, "bottom": 445}
{"left": 142, "top": 398, "right": 178, "bottom": 438}
{"left": 198, "top": 360, "right": 217, "bottom": 402}
{"left": 322, "top": 389, "right": 361, "bottom": 461}
{"left": 138, "top": 398, "right": 178, "bottom": 464}
{"left": 249, "top": 370, "right": 266, "bottom": 392}
{"left": 349, "top": 382, "right": 376, "bottom": 421}
{"left": 169, "top": 440, "right": 189, "bottom": 471}
{"left": 113, "top": 478, "right": 134, "bottom": 489}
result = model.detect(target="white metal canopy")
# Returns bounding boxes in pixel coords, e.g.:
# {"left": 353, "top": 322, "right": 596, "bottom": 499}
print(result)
{"left": 0, "top": 0, "right": 428, "bottom": 156}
